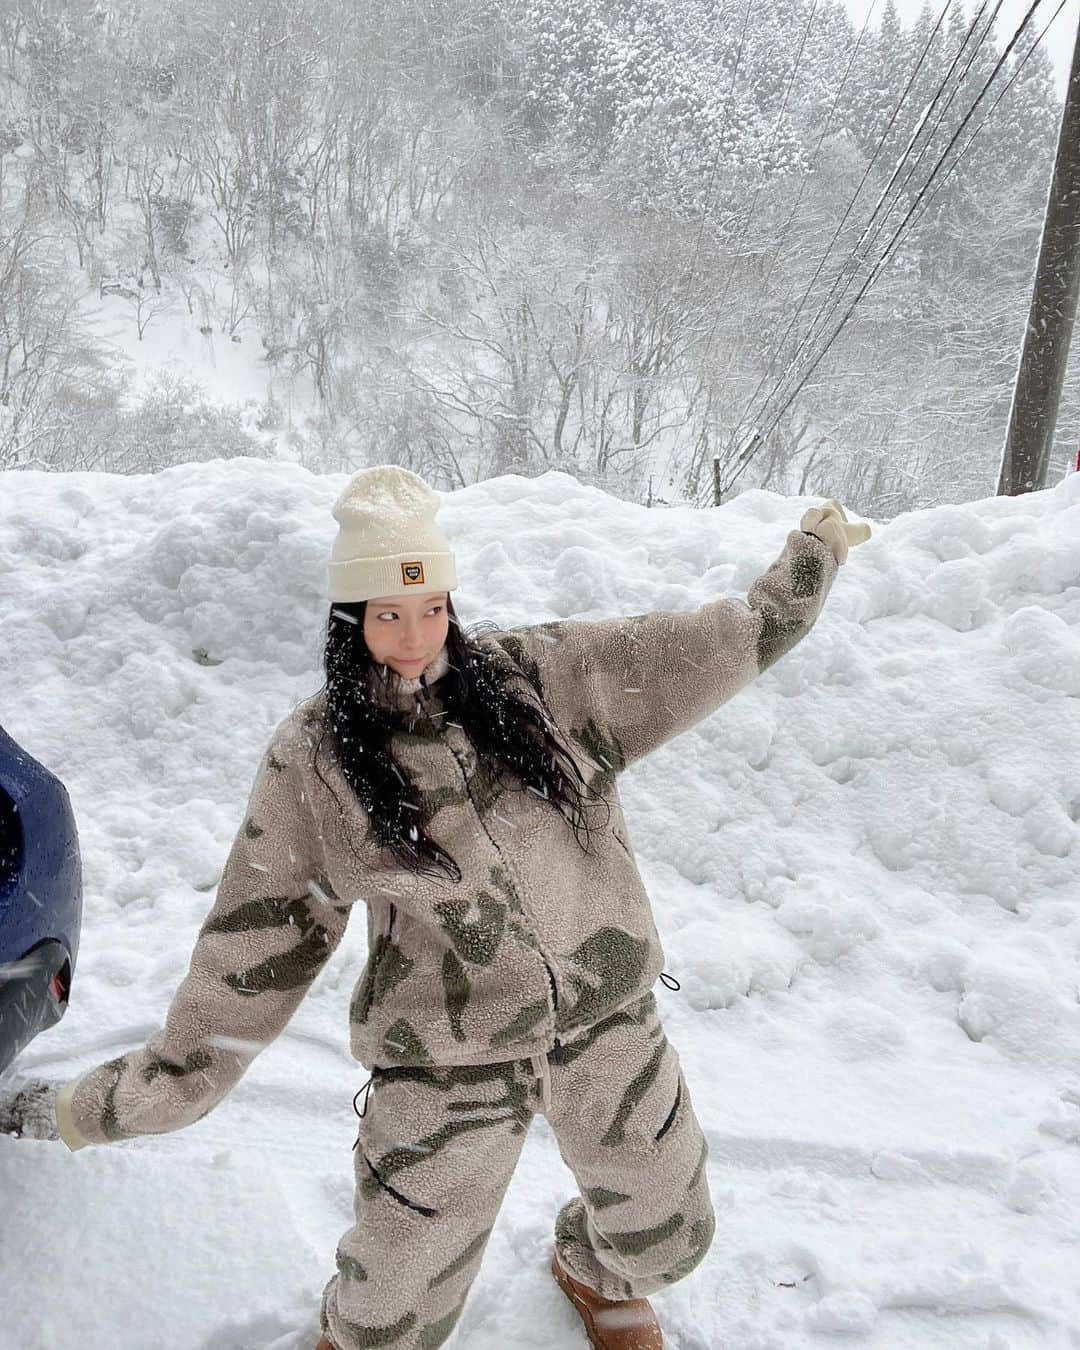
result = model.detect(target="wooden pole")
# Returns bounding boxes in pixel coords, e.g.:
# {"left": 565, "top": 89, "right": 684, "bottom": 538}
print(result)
{"left": 999, "top": 12, "right": 1080, "bottom": 495}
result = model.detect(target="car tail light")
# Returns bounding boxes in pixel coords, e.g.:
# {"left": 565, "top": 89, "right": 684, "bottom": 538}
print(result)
{"left": 47, "top": 967, "right": 68, "bottom": 1004}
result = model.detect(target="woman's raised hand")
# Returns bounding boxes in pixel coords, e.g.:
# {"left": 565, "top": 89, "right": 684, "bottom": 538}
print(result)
{"left": 800, "top": 499, "right": 872, "bottom": 565}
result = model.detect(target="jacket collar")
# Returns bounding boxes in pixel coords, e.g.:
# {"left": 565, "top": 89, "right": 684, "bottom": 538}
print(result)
{"left": 366, "top": 644, "right": 452, "bottom": 714}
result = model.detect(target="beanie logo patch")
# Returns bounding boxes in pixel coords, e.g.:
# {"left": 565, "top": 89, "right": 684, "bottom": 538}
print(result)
{"left": 401, "top": 561, "right": 425, "bottom": 585}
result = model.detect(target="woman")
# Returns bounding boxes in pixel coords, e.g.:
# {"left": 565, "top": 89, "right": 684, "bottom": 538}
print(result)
{"left": 9, "top": 466, "right": 868, "bottom": 1349}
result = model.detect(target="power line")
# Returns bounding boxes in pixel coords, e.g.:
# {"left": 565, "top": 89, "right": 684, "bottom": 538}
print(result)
{"left": 869, "top": 0, "right": 1004, "bottom": 231}
{"left": 890, "top": 0, "right": 1070, "bottom": 259}
{"left": 709, "top": 0, "right": 1001, "bottom": 505}
{"left": 715, "top": 0, "right": 1057, "bottom": 497}
{"left": 738, "top": 0, "right": 1000, "bottom": 433}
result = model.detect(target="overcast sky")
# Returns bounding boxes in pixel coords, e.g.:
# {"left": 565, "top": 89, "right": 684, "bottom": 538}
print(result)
{"left": 839, "top": 0, "right": 1077, "bottom": 101}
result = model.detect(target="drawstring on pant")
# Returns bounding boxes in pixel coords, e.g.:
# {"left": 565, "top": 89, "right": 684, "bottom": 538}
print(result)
{"left": 346, "top": 974, "right": 680, "bottom": 1140}
{"left": 529, "top": 1053, "right": 552, "bottom": 1114}
{"left": 351, "top": 1074, "right": 374, "bottom": 1152}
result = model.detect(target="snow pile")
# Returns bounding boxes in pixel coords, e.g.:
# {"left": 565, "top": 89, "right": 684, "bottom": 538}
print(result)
{"left": 1, "top": 459, "right": 1079, "bottom": 1349}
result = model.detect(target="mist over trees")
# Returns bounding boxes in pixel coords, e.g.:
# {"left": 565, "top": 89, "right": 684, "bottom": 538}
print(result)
{"left": 0, "top": 0, "right": 1068, "bottom": 513}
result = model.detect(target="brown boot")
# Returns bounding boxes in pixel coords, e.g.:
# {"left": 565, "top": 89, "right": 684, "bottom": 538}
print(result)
{"left": 314, "top": 1337, "right": 337, "bottom": 1350}
{"left": 551, "top": 1249, "right": 664, "bottom": 1349}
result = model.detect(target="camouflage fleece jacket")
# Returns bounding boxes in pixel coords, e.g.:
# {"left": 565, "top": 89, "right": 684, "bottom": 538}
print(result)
{"left": 56, "top": 528, "right": 838, "bottom": 1149}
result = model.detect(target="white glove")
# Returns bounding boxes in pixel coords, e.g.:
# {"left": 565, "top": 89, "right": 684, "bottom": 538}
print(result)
{"left": 800, "top": 498, "right": 872, "bottom": 565}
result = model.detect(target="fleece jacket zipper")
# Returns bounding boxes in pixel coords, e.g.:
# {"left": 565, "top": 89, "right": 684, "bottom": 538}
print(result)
{"left": 444, "top": 739, "right": 562, "bottom": 1062}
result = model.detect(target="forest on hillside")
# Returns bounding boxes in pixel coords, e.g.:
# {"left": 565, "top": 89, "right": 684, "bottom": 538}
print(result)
{"left": 0, "top": 0, "right": 1069, "bottom": 513}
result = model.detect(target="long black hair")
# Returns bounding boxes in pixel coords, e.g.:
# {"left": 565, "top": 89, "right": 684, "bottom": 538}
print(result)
{"left": 311, "top": 595, "right": 610, "bottom": 883}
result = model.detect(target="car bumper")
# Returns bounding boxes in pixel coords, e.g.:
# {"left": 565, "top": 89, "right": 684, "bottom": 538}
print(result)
{"left": 0, "top": 940, "right": 69, "bottom": 1076}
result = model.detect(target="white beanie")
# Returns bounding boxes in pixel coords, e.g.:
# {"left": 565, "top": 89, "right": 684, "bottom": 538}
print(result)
{"left": 327, "top": 465, "right": 459, "bottom": 603}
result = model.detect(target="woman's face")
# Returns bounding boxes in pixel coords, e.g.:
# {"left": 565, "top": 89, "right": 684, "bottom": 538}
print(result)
{"left": 363, "top": 591, "right": 450, "bottom": 676}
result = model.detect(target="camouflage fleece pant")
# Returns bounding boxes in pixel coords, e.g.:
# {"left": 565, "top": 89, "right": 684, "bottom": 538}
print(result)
{"left": 319, "top": 990, "right": 715, "bottom": 1350}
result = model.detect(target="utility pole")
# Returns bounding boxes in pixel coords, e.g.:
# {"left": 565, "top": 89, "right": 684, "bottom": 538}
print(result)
{"left": 999, "top": 11, "right": 1080, "bottom": 495}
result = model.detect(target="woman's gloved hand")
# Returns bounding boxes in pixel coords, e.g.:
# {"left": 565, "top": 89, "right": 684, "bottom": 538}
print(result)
{"left": 0, "top": 1078, "right": 62, "bottom": 1141}
{"left": 800, "top": 498, "right": 872, "bottom": 566}
{"left": 0, "top": 1076, "right": 90, "bottom": 1150}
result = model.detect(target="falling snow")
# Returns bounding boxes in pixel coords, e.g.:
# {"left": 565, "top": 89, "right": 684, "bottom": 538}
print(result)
{"left": 1, "top": 463, "right": 1078, "bottom": 1348}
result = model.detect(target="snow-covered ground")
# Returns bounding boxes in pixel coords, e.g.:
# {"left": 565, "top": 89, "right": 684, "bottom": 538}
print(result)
{"left": 2, "top": 460, "right": 1079, "bottom": 1350}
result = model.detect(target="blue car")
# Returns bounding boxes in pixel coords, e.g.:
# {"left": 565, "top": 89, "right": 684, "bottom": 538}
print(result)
{"left": 0, "top": 722, "right": 82, "bottom": 1076}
